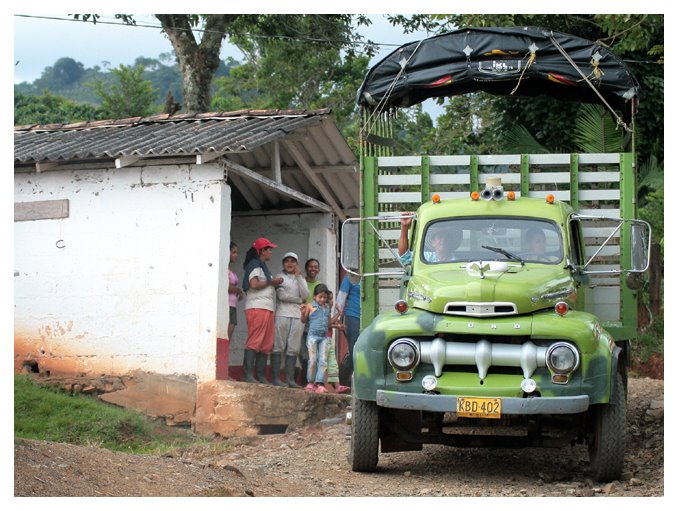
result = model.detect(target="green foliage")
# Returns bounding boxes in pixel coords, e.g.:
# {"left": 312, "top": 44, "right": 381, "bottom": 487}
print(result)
{"left": 635, "top": 318, "right": 663, "bottom": 363}
{"left": 500, "top": 124, "right": 549, "bottom": 154}
{"left": 637, "top": 156, "right": 664, "bottom": 202}
{"left": 573, "top": 104, "right": 624, "bottom": 153}
{"left": 390, "top": 105, "right": 436, "bottom": 154}
{"left": 212, "top": 16, "right": 371, "bottom": 136}
{"left": 228, "top": 15, "right": 368, "bottom": 108}
{"left": 593, "top": 14, "right": 664, "bottom": 53}
{"left": 309, "top": 53, "right": 371, "bottom": 131}
{"left": 14, "top": 90, "right": 102, "bottom": 125}
{"left": 632, "top": 69, "right": 664, "bottom": 164}
{"left": 15, "top": 54, "right": 193, "bottom": 115}
{"left": 648, "top": 45, "right": 664, "bottom": 63}
{"left": 430, "top": 95, "right": 494, "bottom": 154}
{"left": 639, "top": 187, "right": 664, "bottom": 249}
{"left": 90, "top": 64, "right": 159, "bottom": 118}
{"left": 211, "top": 60, "right": 270, "bottom": 111}
{"left": 38, "top": 57, "right": 86, "bottom": 88}
{"left": 417, "top": 14, "right": 603, "bottom": 41}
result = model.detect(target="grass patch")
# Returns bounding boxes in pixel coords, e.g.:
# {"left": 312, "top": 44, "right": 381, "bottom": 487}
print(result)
{"left": 13, "top": 375, "right": 223, "bottom": 454}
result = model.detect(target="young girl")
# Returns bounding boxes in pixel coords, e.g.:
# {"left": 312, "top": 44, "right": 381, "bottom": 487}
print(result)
{"left": 301, "top": 283, "right": 330, "bottom": 393}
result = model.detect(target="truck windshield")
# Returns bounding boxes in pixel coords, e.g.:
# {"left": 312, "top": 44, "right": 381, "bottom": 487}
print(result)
{"left": 421, "top": 217, "right": 563, "bottom": 264}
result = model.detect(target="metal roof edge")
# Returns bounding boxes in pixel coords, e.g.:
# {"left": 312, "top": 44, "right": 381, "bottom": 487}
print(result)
{"left": 14, "top": 108, "right": 333, "bottom": 134}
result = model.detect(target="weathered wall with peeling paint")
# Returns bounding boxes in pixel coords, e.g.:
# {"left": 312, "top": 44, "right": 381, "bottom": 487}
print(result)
{"left": 14, "top": 163, "right": 230, "bottom": 383}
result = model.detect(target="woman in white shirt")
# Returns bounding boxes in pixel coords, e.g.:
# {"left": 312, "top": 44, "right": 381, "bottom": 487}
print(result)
{"left": 241, "top": 237, "right": 284, "bottom": 384}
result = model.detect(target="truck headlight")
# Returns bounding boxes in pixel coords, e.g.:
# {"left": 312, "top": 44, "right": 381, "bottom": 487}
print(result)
{"left": 387, "top": 338, "right": 420, "bottom": 371}
{"left": 546, "top": 342, "right": 580, "bottom": 374}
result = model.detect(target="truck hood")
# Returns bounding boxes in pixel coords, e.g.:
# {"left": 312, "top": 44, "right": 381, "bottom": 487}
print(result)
{"left": 406, "top": 262, "right": 576, "bottom": 316}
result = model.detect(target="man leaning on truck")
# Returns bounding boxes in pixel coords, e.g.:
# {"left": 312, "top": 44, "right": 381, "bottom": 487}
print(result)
{"left": 398, "top": 213, "right": 462, "bottom": 263}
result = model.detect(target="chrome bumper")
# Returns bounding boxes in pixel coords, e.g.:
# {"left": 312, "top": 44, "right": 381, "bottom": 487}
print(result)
{"left": 376, "top": 390, "right": 590, "bottom": 415}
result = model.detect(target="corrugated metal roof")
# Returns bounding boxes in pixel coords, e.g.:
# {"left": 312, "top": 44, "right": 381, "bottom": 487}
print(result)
{"left": 14, "top": 109, "right": 360, "bottom": 216}
{"left": 16, "top": 109, "right": 329, "bottom": 162}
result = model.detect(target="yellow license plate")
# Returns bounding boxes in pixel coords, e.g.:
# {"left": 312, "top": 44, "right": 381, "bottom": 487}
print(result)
{"left": 456, "top": 397, "right": 501, "bottom": 419}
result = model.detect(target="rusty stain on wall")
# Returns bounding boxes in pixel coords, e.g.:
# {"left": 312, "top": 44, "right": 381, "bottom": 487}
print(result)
{"left": 14, "top": 332, "right": 108, "bottom": 377}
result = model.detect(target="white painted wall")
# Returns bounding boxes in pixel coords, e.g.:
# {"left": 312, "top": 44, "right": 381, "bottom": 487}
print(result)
{"left": 229, "top": 212, "right": 337, "bottom": 364}
{"left": 14, "top": 163, "right": 230, "bottom": 382}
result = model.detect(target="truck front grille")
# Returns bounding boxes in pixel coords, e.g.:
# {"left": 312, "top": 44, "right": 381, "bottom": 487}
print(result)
{"left": 419, "top": 338, "right": 547, "bottom": 379}
{"left": 443, "top": 302, "right": 518, "bottom": 317}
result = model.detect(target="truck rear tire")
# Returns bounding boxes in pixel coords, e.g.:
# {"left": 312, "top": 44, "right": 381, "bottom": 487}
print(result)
{"left": 588, "top": 375, "right": 626, "bottom": 482}
{"left": 349, "top": 394, "right": 379, "bottom": 472}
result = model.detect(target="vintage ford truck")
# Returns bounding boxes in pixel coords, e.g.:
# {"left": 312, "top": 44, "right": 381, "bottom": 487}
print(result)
{"left": 343, "top": 26, "right": 651, "bottom": 482}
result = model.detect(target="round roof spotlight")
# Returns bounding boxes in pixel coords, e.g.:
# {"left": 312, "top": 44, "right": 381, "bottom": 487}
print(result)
{"left": 480, "top": 188, "right": 493, "bottom": 201}
{"left": 432, "top": 193, "right": 441, "bottom": 204}
{"left": 546, "top": 194, "right": 555, "bottom": 204}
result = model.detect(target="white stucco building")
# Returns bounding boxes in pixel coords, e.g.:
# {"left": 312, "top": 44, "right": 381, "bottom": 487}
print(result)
{"left": 14, "top": 110, "right": 359, "bottom": 429}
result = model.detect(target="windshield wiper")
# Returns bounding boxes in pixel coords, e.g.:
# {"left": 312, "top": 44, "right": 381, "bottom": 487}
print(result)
{"left": 481, "top": 245, "right": 525, "bottom": 265}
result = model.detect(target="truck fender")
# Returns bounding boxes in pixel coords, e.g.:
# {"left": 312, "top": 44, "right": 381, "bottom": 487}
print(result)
{"left": 610, "top": 345, "right": 628, "bottom": 405}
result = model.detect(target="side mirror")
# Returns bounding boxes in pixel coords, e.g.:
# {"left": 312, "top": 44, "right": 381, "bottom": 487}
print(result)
{"left": 573, "top": 215, "right": 651, "bottom": 275}
{"left": 340, "top": 215, "right": 413, "bottom": 277}
{"left": 341, "top": 220, "right": 360, "bottom": 273}
{"left": 630, "top": 222, "right": 651, "bottom": 272}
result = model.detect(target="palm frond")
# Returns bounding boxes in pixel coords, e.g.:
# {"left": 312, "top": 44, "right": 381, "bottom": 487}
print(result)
{"left": 500, "top": 124, "right": 549, "bottom": 154}
{"left": 573, "top": 104, "right": 623, "bottom": 153}
{"left": 638, "top": 155, "right": 664, "bottom": 194}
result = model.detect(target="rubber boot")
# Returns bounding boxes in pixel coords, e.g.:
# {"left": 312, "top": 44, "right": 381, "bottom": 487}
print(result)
{"left": 285, "top": 355, "right": 301, "bottom": 388}
{"left": 270, "top": 353, "right": 286, "bottom": 387}
{"left": 255, "top": 352, "right": 270, "bottom": 384}
{"left": 242, "top": 349, "right": 257, "bottom": 383}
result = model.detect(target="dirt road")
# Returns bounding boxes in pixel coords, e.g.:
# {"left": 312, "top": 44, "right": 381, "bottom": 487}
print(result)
{"left": 14, "top": 377, "right": 663, "bottom": 497}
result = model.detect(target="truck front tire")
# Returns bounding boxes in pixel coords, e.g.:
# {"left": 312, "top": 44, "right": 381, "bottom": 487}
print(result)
{"left": 588, "top": 375, "right": 626, "bottom": 481}
{"left": 349, "top": 394, "right": 379, "bottom": 472}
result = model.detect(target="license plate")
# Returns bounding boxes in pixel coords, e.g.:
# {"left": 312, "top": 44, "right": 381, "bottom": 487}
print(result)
{"left": 456, "top": 397, "right": 501, "bottom": 419}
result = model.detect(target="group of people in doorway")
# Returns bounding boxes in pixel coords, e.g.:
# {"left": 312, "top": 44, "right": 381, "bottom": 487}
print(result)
{"left": 227, "top": 237, "right": 358, "bottom": 394}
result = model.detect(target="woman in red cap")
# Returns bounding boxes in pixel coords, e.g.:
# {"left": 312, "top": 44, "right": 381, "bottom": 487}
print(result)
{"left": 241, "top": 237, "right": 284, "bottom": 384}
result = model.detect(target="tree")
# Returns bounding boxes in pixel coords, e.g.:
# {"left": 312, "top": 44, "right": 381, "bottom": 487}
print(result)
{"left": 74, "top": 14, "right": 374, "bottom": 114}
{"left": 210, "top": 15, "right": 374, "bottom": 156}
{"left": 90, "top": 64, "right": 158, "bottom": 118}
{"left": 14, "top": 90, "right": 101, "bottom": 125}
{"left": 35, "top": 57, "right": 86, "bottom": 90}
{"left": 153, "top": 14, "right": 235, "bottom": 112}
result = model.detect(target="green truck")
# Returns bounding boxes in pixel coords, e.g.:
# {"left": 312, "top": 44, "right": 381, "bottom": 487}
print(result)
{"left": 343, "top": 27, "right": 651, "bottom": 482}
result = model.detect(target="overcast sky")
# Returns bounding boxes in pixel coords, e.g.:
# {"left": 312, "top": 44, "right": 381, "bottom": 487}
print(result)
{"left": 13, "top": 13, "right": 429, "bottom": 84}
